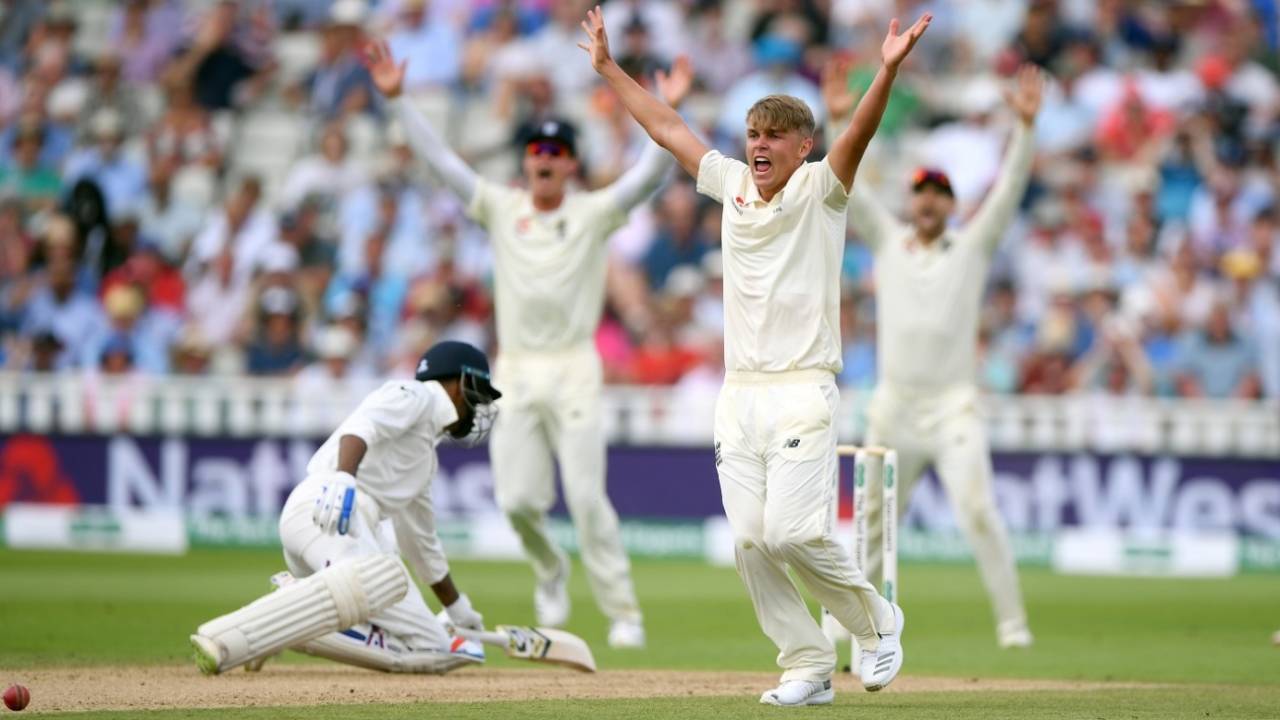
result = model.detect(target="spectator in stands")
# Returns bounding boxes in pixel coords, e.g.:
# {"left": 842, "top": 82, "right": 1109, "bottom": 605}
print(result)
{"left": 102, "top": 238, "right": 184, "bottom": 315}
{"left": 300, "top": 0, "right": 376, "bottom": 122}
{"left": 281, "top": 122, "right": 367, "bottom": 214}
{"left": 627, "top": 318, "right": 701, "bottom": 386}
{"left": 294, "top": 323, "right": 366, "bottom": 386}
{"left": 170, "top": 324, "right": 213, "bottom": 375}
{"left": 62, "top": 109, "right": 148, "bottom": 222}
{"left": 111, "top": 0, "right": 181, "bottom": 85}
{"left": 1004, "top": 0, "right": 1073, "bottom": 70}
{"left": 1068, "top": 316, "right": 1154, "bottom": 396}
{"left": 20, "top": 253, "right": 103, "bottom": 369}
{"left": 1095, "top": 85, "right": 1176, "bottom": 166}
{"left": 148, "top": 78, "right": 226, "bottom": 171}
{"left": 78, "top": 51, "right": 146, "bottom": 139}
{"left": 185, "top": 248, "right": 251, "bottom": 346}
{"left": 687, "top": 1, "right": 752, "bottom": 95}
{"left": 188, "top": 175, "right": 278, "bottom": 283}
{"left": 337, "top": 135, "right": 434, "bottom": 279}
{"left": 526, "top": 0, "right": 595, "bottom": 98}
{"left": 0, "top": 119, "right": 60, "bottom": 207}
{"left": 1174, "top": 298, "right": 1262, "bottom": 399}
{"left": 136, "top": 159, "right": 206, "bottom": 264}
{"left": 279, "top": 199, "right": 336, "bottom": 311}
{"left": 716, "top": 34, "right": 823, "bottom": 144}
{"left": 327, "top": 197, "right": 409, "bottom": 362}
{"left": 386, "top": 0, "right": 461, "bottom": 91}
{"left": 0, "top": 87, "right": 75, "bottom": 172}
{"left": 642, "top": 183, "right": 707, "bottom": 290}
{"left": 164, "top": 0, "right": 272, "bottom": 112}
{"left": 27, "top": 331, "right": 63, "bottom": 372}
{"left": 82, "top": 283, "right": 180, "bottom": 375}
{"left": 0, "top": 0, "right": 45, "bottom": 69}
{"left": 1147, "top": 242, "right": 1217, "bottom": 330}
{"left": 245, "top": 285, "right": 307, "bottom": 375}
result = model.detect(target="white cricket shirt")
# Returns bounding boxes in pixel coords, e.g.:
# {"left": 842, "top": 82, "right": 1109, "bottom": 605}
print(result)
{"left": 467, "top": 180, "right": 628, "bottom": 354}
{"left": 852, "top": 124, "right": 1035, "bottom": 391}
{"left": 307, "top": 379, "right": 458, "bottom": 584}
{"left": 696, "top": 150, "right": 848, "bottom": 374}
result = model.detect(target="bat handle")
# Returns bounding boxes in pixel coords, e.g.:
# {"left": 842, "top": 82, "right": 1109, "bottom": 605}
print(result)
{"left": 454, "top": 627, "right": 508, "bottom": 647}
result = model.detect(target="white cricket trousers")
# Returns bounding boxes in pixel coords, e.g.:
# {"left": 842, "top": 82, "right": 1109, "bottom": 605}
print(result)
{"left": 489, "top": 344, "right": 641, "bottom": 623}
{"left": 864, "top": 383, "right": 1028, "bottom": 636}
{"left": 715, "top": 370, "right": 894, "bottom": 683}
{"left": 278, "top": 476, "right": 451, "bottom": 652}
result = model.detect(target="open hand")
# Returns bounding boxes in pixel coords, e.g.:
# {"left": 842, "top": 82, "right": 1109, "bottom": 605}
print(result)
{"left": 820, "top": 55, "right": 857, "bottom": 121}
{"left": 577, "top": 5, "right": 614, "bottom": 73}
{"left": 360, "top": 38, "right": 406, "bottom": 99}
{"left": 1005, "top": 63, "right": 1044, "bottom": 126}
{"left": 881, "top": 14, "right": 932, "bottom": 71}
{"left": 655, "top": 55, "right": 694, "bottom": 108}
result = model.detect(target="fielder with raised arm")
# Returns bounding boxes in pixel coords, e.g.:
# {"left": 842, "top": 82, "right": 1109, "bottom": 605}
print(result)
{"left": 581, "top": 6, "right": 930, "bottom": 706}
{"left": 821, "top": 62, "right": 1043, "bottom": 648}
{"left": 361, "top": 39, "right": 695, "bottom": 648}
{"left": 190, "top": 341, "right": 501, "bottom": 675}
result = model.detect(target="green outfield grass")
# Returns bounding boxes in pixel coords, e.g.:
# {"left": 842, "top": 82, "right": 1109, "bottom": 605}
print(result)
{"left": 2, "top": 548, "right": 1278, "bottom": 718}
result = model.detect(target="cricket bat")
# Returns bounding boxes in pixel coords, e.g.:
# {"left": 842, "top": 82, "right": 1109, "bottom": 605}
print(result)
{"left": 457, "top": 625, "right": 597, "bottom": 673}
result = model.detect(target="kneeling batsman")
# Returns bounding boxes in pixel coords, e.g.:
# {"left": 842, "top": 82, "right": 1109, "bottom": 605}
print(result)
{"left": 192, "top": 341, "right": 572, "bottom": 675}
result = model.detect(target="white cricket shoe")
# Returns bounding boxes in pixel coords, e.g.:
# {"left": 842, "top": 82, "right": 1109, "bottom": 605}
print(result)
{"left": 759, "top": 679, "right": 834, "bottom": 706}
{"left": 860, "top": 603, "right": 905, "bottom": 692}
{"left": 534, "top": 566, "right": 570, "bottom": 628}
{"left": 607, "top": 618, "right": 646, "bottom": 649}
{"left": 997, "top": 621, "right": 1034, "bottom": 649}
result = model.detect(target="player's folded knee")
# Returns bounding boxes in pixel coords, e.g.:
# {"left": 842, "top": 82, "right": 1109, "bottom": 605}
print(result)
{"left": 762, "top": 526, "right": 822, "bottom": 556}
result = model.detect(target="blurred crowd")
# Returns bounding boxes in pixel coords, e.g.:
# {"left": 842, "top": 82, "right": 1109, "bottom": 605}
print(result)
{"left": 0, "top": 0, "right": 1277, "bottom": 401}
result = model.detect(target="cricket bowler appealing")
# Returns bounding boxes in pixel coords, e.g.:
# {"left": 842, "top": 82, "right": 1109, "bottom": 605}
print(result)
{"left": 190, "top": 341, "right": 502, "bottom": 675}
{"left": 361, "top": 39, "right": 695, "bottom": 649}
{"left": 581, "top": 5, "right": 931, "bottom": 706}
{"left": 822, "top": 62, "right": 1044, "bottom": 649}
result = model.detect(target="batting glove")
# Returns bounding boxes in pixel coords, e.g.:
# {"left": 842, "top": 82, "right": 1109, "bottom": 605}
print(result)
{"left": 312, "top": 472, "right": 359, "bottom": 536}
{"left": 445, "top": 593, "right": 485, "bottom": 632}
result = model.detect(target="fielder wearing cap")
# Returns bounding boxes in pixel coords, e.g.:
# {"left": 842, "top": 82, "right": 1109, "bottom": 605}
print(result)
{"left": 361, "top": 32, "right": 698, "bottom": 650}
{"left": 823, "top": 62, "right": 1045, "bottom": 649}
{"left": 190, "top": 340, "right": 502, "bottom": 676}
{"left": 583, "top": 5, "right": 932, "bottom": 706}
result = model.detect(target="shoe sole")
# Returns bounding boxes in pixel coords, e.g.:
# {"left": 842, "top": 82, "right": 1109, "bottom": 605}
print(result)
{"left": 759, "top": 689, "right": 835, "bottom": 706}
{"left": 190, "top": 635, "right": 222, "bottom": 676}
{"left": 863, "top": 605, "right": 905, "bottom": 692}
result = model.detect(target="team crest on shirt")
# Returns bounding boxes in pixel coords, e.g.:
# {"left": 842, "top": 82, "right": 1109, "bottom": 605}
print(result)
{"left": 731, "top": 196, "right": 745, "bottom": 215}
{"left": 516, "top": 217, "right": 532, "bottom": 234}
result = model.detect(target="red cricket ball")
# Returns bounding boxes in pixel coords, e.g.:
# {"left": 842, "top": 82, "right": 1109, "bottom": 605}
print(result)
{"left": 3, "top": 684, "right": 29, "bottom": 712}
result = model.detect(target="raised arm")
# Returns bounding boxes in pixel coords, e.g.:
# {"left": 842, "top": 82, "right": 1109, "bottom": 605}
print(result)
{"left": 968, "top": 65, "right": 1043, "bottom": 253}
{"left": 362, "top": 39, "right": 479, "bottom": 205}
{"left": 580, "top": 6, "right": 708, "bottom": 178}
{"left": 827, "top": 15, "right": 931, "bottom": 191}
{"left": 820, "top": 56, "right": 905, "bottom": 249}
{"left": 601, "top": 56, "right": 695, "bottom": 211}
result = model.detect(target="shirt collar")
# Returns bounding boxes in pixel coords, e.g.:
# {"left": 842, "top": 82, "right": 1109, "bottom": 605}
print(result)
{"left": 746, "top": 163, "right": 804, "bottom": 206}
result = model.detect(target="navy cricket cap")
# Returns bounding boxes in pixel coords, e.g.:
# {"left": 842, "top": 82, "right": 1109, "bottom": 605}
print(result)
{"left": 521, "top": 119, "right": 578, "bottom": 157}
{"left": 415, "top": 340, "right": 502, "bottom": 400}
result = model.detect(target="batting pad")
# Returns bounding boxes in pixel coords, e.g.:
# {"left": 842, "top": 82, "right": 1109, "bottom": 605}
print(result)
{"left": 194, "top": 554, "right": 409, "bottom": 673}
{"left": 296, "top": 632, "right": 480, "bottom": 674}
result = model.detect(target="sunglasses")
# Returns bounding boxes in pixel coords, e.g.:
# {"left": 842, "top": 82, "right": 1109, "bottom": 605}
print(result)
{"left": 525, "top": 141, "right": 570, "bottom": 158}
{"left": 911, "top": 168, "right": 953, "bottom": 194}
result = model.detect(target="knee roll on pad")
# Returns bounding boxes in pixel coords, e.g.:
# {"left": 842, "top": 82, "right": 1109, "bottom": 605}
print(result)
{"left": 195, "top": 554, "right": 409, "bottom": 673}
